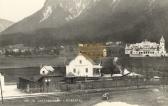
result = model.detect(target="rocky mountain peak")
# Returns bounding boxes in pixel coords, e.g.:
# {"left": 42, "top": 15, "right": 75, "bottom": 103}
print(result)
{"left": 40, "top": 0, "right": 102, "bottom": 22}
{"left": 1, "top": 0, "right": 168, "bottom": 47}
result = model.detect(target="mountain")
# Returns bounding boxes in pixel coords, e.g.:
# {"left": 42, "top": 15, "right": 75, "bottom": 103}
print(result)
{"left": 0, "top": 19, "right": 14, "bottom": 33}
{"left": 1, "top": 0, "right": 168, "bottom": 46}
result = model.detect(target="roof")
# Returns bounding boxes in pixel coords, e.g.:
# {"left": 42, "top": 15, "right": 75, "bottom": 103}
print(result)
{"left": 112, "top": 74, "right": 123, "bottom": 77}
{"left": 81, "top": 53, "right": 96, "bottom": 65}
{"left": 127, "top": 72, "right": 143, "bottom": 77}
{"left": 160, "top": 36, "right": 165, "bottom": 41}
{"left": 66, "top": 53, "right": 101, "bottom": 65}
{"left": 0, "top": 73, "right": 3, "bottom": 77}
{"left": 41, "top": 66, "right": 54, "bottom": 72}
{"left": 19, "top": 75, "right": 43, "bottom": 82}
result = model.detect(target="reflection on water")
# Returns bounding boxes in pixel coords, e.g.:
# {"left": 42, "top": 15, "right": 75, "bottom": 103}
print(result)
{"left": 94, "top": 101, "right": 139, "bottom": 106}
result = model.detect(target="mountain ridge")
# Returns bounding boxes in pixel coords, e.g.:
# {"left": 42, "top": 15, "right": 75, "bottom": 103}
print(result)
{"left": 1, "top": 0, "right": 168, "bottom": 46}
{"left": 0, "top": 19, "right": 14, "bottom": 33}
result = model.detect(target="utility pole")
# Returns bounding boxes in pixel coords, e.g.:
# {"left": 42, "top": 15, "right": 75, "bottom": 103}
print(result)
{"left": 0, "top": 80, "right": 4, "bottom": 104}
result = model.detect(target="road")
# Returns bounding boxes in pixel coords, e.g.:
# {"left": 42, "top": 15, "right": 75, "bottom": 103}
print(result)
{"left": 1, "top": 86, "right": 168, "bottom": 106}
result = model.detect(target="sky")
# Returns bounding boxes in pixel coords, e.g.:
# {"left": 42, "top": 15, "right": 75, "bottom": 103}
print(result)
{"left": 0, "top": 0, "right": 46, "bottom": 22}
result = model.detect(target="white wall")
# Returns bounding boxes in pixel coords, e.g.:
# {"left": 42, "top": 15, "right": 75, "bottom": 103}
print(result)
{"left": 66, "top": 55, "right": 94, "bottom": 77}
{"left": 40, "top": 68, "right": 49, "bottom": 75}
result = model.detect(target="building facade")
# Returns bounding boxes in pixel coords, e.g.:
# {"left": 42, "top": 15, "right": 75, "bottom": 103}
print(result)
{"left": 66, "top": 53, "right": 102, "bottom": 77}
{"left": 125, "top": 36, "right": 167, "bottom": 57}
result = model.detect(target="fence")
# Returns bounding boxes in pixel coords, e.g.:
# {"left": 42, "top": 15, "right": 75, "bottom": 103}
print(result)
{"left": 59, "top": 77, "right": 168, "bottom": 91}
{"left": 20, "top": 77, "right": 168, "bottom": 93}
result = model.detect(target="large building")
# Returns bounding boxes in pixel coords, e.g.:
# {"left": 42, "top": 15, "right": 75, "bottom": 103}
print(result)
{"left": 125, "top": 36, "right": 167, "bottom": 57}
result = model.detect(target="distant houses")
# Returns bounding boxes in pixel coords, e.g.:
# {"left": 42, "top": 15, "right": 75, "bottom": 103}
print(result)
{"left": 125, "top": 36, "right": 167, "bottom": 57}
{"left": 0, "top": 42, "right": 125, "bottom": 57}
{"left": 66, "top": 53, "right": 102, "bottom": 78}
{"left": 79, "top": 43, "right": 107, "bottom": 59}
{"left": 0, "top": 44, "right": 65, "bottom": 56}
{"left": 1, "top": 44, "right": 33, "bottom": 56}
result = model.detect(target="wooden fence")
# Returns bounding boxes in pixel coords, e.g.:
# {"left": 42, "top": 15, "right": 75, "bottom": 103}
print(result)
{"left": 59, "top": 77, "right": 168, "bottom": 91}
{"left": 19, "top": 77, "right": 168, "bottom": 93}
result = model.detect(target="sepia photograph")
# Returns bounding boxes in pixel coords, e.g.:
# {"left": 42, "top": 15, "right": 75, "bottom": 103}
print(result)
{"left": 1, "top": 0, "right": 168, "bottom": 106}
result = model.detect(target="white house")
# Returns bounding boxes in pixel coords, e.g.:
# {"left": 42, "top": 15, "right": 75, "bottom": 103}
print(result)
{"left": 0, "top": 73, "right": 4, "bottom": 91}
{"left": 66, "top": 53, "right": 102, "bottom": 77}
{"left": 40, "top": 65, "right": 55, "bottom": 75}
{"left": 125, "top": 36, "right": 167, "bottom": 57}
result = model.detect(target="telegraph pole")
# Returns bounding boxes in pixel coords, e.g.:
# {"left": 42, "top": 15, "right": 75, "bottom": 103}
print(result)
{"left": 0, "top": 80, "right": 4, "bottom": 104}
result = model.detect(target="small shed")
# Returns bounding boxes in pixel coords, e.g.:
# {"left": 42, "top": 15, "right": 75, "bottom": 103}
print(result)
{"left": 40, "top": 66, "right": 55, "bottom": 75}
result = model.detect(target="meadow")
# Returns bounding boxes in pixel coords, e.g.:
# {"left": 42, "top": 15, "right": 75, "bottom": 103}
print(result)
{"left": 120, "top": 57, "right": 168, "bottom": 77}
{"left": 0, "top": 56, "right": 65, "bottom": 69}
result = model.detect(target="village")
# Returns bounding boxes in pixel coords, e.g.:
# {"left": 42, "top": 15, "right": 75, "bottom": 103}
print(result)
{"left": 0, "top": 36, "right": 167, "bottom": 58}
{"left": 1, "top": 36, "right": 168, "bottom": 98}
{"left": 2, "top": 0, "right": 168, "bottom": 105}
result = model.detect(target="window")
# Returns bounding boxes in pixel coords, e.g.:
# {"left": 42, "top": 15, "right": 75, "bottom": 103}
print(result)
{"left": 77, "top": 71, "right": 80, "bottom": 75}
{"left": 73, "top": 68, "right": 76, "bottom": 73}
{"left": 86, "top": 68, "right": 88, "bottom": 73}
{"left": 79, "top": 60, "right": 82, "bottom": 64}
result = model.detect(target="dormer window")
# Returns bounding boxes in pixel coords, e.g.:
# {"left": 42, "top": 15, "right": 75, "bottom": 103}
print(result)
{"left": 86, "top": 68, "right": 88, "bottom": 73}
{"left": 79, "top": 60, "right": 82, "bottom": 64}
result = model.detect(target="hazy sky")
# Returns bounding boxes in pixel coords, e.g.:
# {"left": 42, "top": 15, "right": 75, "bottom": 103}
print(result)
{"left": 0, "top": 0, "right": 46, "bottom": 22}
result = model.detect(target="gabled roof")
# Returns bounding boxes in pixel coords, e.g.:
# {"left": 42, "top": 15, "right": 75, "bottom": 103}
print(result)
{"left": 81, "top": 53, "right": 96, "bottom": 65}
{"left": 66, "top": 53, "right": 101, "bottom": 65}
{"left": 0, "top": 73, "right": 3, "bottom": 77}
{"left": 41, "top": 66, "right": 54, "bottom": 72}
{"left": 160, "top": 36, "right": 165, "bottom": 42}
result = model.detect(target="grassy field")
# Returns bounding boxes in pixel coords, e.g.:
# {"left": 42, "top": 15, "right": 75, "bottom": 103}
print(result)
{"left": 0, "top": 56, "right": 66, "bottom": 82}
{"left": 0, "top": 56, "right": 66, "bottom": 69}
{"left": 119, "top": 57, "right": 168, "bottom": 77}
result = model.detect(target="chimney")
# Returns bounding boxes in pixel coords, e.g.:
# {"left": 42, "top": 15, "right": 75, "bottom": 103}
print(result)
{"left": 40, "top": 64, "right": 44, "bottom": 69}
